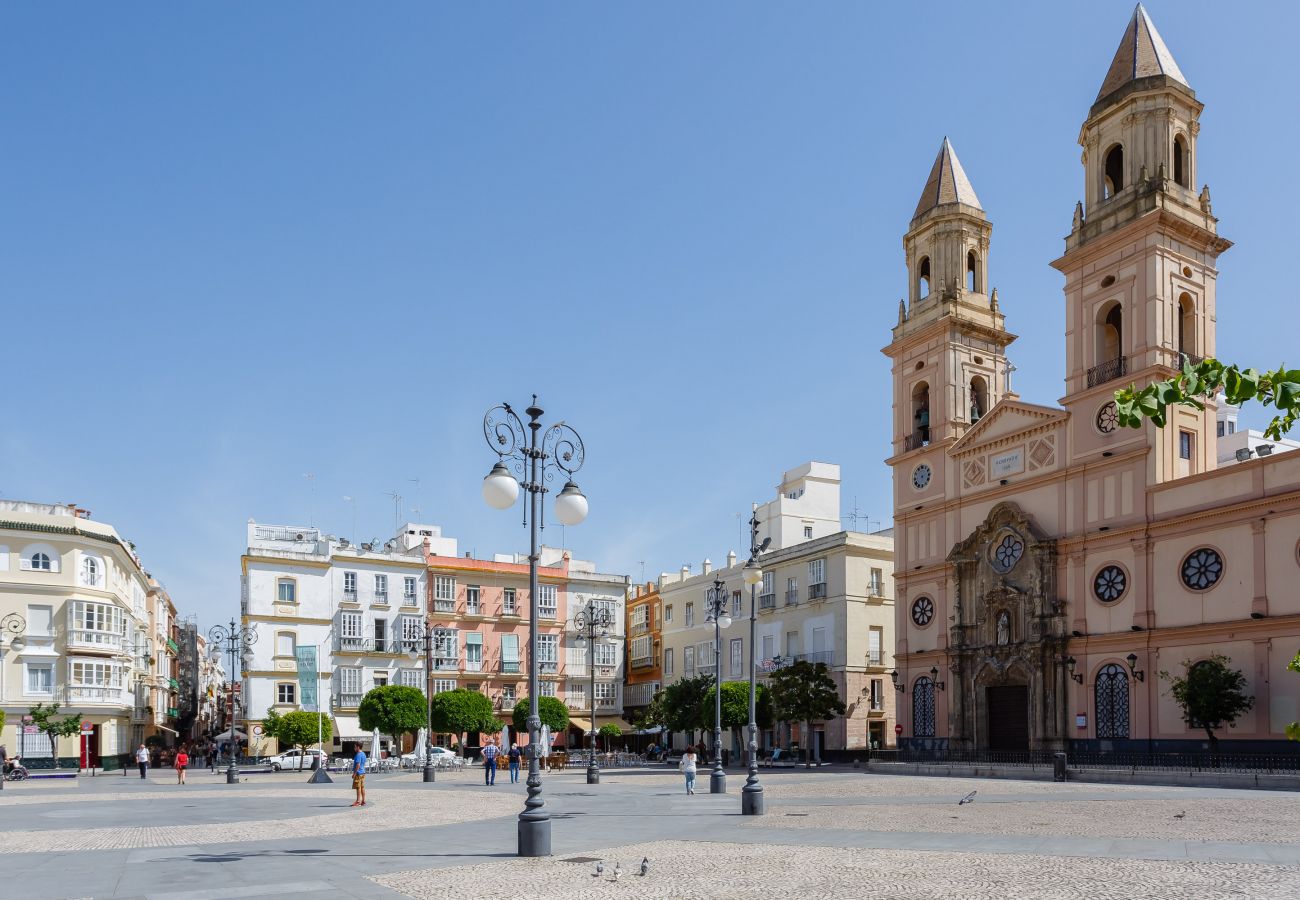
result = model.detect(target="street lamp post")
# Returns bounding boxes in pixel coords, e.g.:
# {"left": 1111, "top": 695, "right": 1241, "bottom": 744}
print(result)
{"left": 741, "top": 506, "right": 771, "bottom": 815}
{"left": 572, "top": 599, "right": 613, "bottom": 784}
{"left": 481, "top": 396, "right": 589, "bottom": 858}
{"left": 207, "top": 619, "right": 258, "bottom": 785}
{"left": 706, "top": 576, "right": 732, "bottom": 794}
{"left": 0, "top": 613, "right": 26, "bottom": 791}
{"left": 404, "top": 623, "right": 437, "bottom": 782}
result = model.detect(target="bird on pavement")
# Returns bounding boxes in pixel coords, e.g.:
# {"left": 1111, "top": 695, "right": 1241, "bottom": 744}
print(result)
{"left": 640, "top": 857, "right": 649, "bottom": 877}
{"left": 594, "top": 861, "right": 604, "bottom": 878}
{"left": 958, "top": 790, "right": 977, "bottom": 805}
{"left": 1173, "top": 810, "right": 1186, "bottom": 819}
{"left": 613, "top": 862, "right": 622, "bottom": 882}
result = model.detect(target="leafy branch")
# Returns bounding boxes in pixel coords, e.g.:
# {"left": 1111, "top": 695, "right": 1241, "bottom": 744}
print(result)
{"left": 1114, "top": 358, "right": 1300, "bottom": 440}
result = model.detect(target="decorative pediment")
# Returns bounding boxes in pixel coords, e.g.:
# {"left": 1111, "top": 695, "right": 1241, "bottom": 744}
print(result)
{"left": 950, "top": 399, "right": 1069, "bottom": 457}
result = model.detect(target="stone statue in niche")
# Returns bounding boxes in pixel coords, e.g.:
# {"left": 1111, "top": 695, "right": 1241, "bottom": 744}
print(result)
{"left": 996, "top": 611, "right": 1010, "bottom": 646}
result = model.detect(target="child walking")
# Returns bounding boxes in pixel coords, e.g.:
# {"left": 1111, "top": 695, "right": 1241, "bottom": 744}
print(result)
{"left": 678, "top": 748, "right": 697, "bottom": 795}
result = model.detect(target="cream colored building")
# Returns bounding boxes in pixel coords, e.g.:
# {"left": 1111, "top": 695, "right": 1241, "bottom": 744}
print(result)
{"left": 659, "top": 463, "right": 896, "bottom": 757}
{"left": 0, "top": 501, "right": 154, "bottom": 768}
{"left": 886, "top": 6, "right": 1300, "bottom": 753}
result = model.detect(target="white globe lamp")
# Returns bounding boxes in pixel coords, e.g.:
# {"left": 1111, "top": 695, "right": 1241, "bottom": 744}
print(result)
{"left": 482, "top": 462, "right": 520, "bottom": 510}
{"left": 553, "top": 481, "right": 588, "bottom": 526}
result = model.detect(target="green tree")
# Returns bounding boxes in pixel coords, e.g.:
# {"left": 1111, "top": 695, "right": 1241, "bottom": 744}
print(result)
{"left": 768, "top": 661, "right": 846, "bottom": 768}
{"left": 1114, "top": 358, "right": 1300, "bottom": 439}
{"left": 1160, "top": 655, "right": 1254, "bottom": 754}
{"left": 429, "top": 689, "right": 497, "bottom": 756}
{"left": 265, "top": 710, "right": 333, "bottom": 769}
{"left": 358, "top": 685, "right": 427, "bottom": 757}
{"left": 0, "top": 708, "right": 5, "bottom": 735}
{"left": 28, "top": 703, "right": 82, "bottom": 768}
{"left": 659, "top": 675, "right": 713, "bottom": 734}
{"left": 704, "top": 681, "right": 774, "bottom": 753}
{"left": 1287, "top": 653, "right": 1300, "bottom": 742}
{"left": 511, "top": 696, "right": 569, "bottom": 741}
{"left": 597, "top": 722, "right": 622, "bottom": 751}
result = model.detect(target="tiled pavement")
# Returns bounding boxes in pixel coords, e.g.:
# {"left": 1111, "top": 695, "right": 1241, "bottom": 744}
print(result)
{"left": 2, "top": 765, "right": 1298, "bottom": 899}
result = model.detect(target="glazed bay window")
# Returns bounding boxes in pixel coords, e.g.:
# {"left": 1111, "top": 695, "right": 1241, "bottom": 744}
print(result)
{"left": 594, "top": 681, "right": 616, "bottom": 709}
{"left": 400, "top": 615, "right": 424, "bottom": 651}
{"left": 339, "top": 612, "right": 364, "bottom": 651}
{"left": 466, "top": 585, "right": 481, "bottom": 615}
{"left": 631, "top": 635, "right": 652, "bottom": 667}
{"left": 434, "top": 576, "right": 456, "bottom": 612}
{"left": 277, "top": 578, "right": 297, "bottom": 604}
{"left": 594, "top": 641, "right": 616, "bottom": 668}
{"left": 403, "top": 576, "right": 418, "bottom": 604}
{"left": 538, "top": 584, "right": 558, "bottom": 619}
{"left": 68, "top": 658, "right": 124, "bottom": 703}
{"left": 503, "top": 588, "right": 517, "bottom": 615}
{"left": 808, "top": 558, "right": 827, "bottom": 600}
{"left": 374, "top": 574, "right": 388, "bottom": 604}
{"left": 400, "top": 668, "right": 423, "bottom": 691}
{"left": 432, "top": 679, "right": 456, "bottom": 694}
{"left": 343, "top": 571, "right": 358, "bottom": 602}
{"left": 631, "top": 604, "right": 649, "bottom": 634}
{"left": 433, "top": 628, "right": 458, "bottom": 671}
{"left": 539, "top": 681, "right": 557, "bottom": 698}
{"left": 536, "top": 634, "right": 558, "bottom": 673}
{"left": 500, "top": 634, "right": 520, "bottom": 674}
{"left": 339, "top": 667, "right": 362, "bottom": 707}
{"left": 68, "top": 601, "right": 125, "bottom": 651}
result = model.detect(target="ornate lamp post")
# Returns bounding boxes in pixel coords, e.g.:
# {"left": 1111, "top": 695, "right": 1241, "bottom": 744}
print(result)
{"left": 207, "top": 619, "right": 257, "bottom": 785}
{"left": 572, "top": 599, "right": 613, "bottom": 784}
{"left": 740, "top": 506, "right": 771, "bottom": 815}
{"left": 404, "top": 623, "right": 438, "bottom": 783}
{"left": 481, "top": 396, "right": 588, "bottom": 858}
{"left": 0, "top": 613, "right": 25, "bottom": 791}
{"left": 705, "top": 576, "right": 732, "bottom": 793}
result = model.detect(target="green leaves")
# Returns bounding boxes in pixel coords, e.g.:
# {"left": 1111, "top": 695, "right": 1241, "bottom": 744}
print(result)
{"left": 1160, "top": 654, "right": 1253, "bottom": 750}
{"left": 357, "top": 685, "right": 428, "bottom": 739}
{"left": 1115, "top": 357, "right": 1299, "bottom": 441}
{"left": 429, "top": 689, "right": 496, "bottom": 738}
{"left": 511, "top": 696, "right": 569, "bottom": 735}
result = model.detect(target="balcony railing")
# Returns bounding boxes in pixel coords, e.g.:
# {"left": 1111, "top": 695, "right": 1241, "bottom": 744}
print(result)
{"left": 67, "top": 630, "right": 123, "bottom": 652}
{"left": 1087, "top": 355, "right": 1128, "bottom": 388}
{"left": 1180, "top": 351, "right": 1205, "bottom": 369}
{"left": 166, "top": 638, "right": 180, "bottom": 655}
{"left": 500, "top": 661, "right": 521, "bottom": 674}
{"left": 631, "top": 655, "right": 656, "bottom": 669}
{"left": 759, "top": 593, "right": 776, "bottom": 610}
{"left": 797, "top": 651, "right": 834, "bottom": 666}
{"left": 338, "top": 692, "right": 362, "bottom": 708}
{"left": 402, "top": 592, "right": 418, "bottom": 605}
{"left": 538, "top": 606, "right": 557, "bottom": 620}
{"left": 808, "top": 583, "right": 827, "bottom": 600}
{"left": 343, "top": 590, "right": 358, "bottom": 603}
{"left": 565, "top": 698, "right": 587, "bottom": 710}
{"left": 434, "top": 600, "right": 455, "bottom": 613}
{"left": 869, "top": 583, "right": 883, "bottom": 597}
{"left": 464, "top": 660, "right": 483, "bottom": 673}
{"left": 373, "top": 592, "right": 388, "bottom": 605}
{"left": 466, "top": 603, "right": 481, "bottom": 616}
{"left": 868, "top": 651, "right": 883, "bottom": 666}
{"left": 539, "top": 661, "right": 558, "bottom": 674}
{"left": 785, "top": 590, "right": 799, "bottom": 607}
{"left": 904, "top": 430, "right": 930, "bottom": 451}
{"left": 64, "top": 685, "right": 126, "bottom": 704}
{"left": 337, "top": 637, "right": 372, "bottom": 653}
{"left": 433, "top": 658, "right": 459, "bottom": 671}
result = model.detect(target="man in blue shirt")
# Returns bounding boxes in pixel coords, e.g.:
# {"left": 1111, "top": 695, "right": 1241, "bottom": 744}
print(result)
{"left": 482, "top": 738, "right": 500, "bottom": 786}
{"left": 351, "top": 747, "right": 367, "bottom": 807}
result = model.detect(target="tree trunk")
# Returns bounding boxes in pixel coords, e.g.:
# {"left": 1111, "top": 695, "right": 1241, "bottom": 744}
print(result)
{"left": 1205, "top": 726, "right": 1219, "bottom": 763}
{"left": 805, "top": 721, "right": 812, "bottom": 768}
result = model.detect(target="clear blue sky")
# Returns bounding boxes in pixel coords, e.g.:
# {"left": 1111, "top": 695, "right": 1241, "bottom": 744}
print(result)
{"left": 4, "top": 2, "right": 1296, "bottom": 629}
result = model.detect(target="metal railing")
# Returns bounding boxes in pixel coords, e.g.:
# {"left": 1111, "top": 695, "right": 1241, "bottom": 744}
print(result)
{"left": 796, "top": 651, "right": 834, "bottom": 665}
{"left": 1087, "top": 355, "right": 1128, "bottom": 388}
{"left": 500, "top": 661, "right": 521, "bottom": 674}
{"left": 868, "top": 651, "right": 883, "bottom": 665}
{"left": 808, "top": 583, "right": 827, "bottom": 600}
{"left": 343, "top": 590, "right": 358, "bottom": 603}
{"left": 63, "top": 685, "right": 126, "bottom": 704}
{"left": 868, "top": 748, "right": 1300, "bottom": 774}
{"left": 785, "top": 590, "right": 799, "bottom": 606}
{"left": 373, "top": 592, "right": 388, "bottom": 605}
{"left": 464, "top": 660, "right": 483, "bottom": 673}
{"left": 337, "top": 637, "right": 372, "bottom": 652}
{"left": 433, "top": 658, "right": 459, "bottom": 671}
{"left": 759, "top": 593, "right": 776, "bottom": 610}
{"left": 67, "top": 630, "right": 123, "bottom": 651}
{"left": 904, "top": 431, "right": 930, "bottom": 451}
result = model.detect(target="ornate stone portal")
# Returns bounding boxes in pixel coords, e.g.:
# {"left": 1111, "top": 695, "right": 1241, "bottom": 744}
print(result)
{"left": 946, "top": 502, "right": 1068, "bottom": 751}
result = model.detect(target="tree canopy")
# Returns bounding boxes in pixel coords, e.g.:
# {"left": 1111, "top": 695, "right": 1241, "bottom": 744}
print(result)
{"left": 511, "top": 696, "right": 569, "bottom": 736}
{"left": 703, "top": 681, "right": 774, "bottom": 731}
{"left": 28, "top": 703, "right": 81, "bottom": 767}
{"left": 768, "top": 661, "right": 846, "bottom": 766}
{"left": 429, "top": 689, "right": 497, "bottom": 753}
{"left": 358, "top": 685, "right": 427, "bottom": 744}
{"left": 658, "top": 674, "right": 713, "bottom": 733}
{"left": 1160, "top": 654, "right": 1254, "bottom": 752}
{"left": 263, "top": 710, "right": 332, "bottom": 766}
{"left": 1115, "top": 357, "right": 1300, "bottom": 439}
{"left": 1288, "top": 653, "right": 1300, "bottom": 743}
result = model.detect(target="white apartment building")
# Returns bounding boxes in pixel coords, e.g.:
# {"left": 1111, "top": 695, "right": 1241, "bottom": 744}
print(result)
{"left": 1215, "top": 406, "right": 1300, "bottom": 467}
{"left": 0, "top": 501, "right": 156, "bottom": 769}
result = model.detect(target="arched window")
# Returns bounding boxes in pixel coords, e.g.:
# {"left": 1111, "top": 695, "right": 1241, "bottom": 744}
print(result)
{"left": 912, "top": 676, "right": 936, "bottom": 737}
{"left": 966, "top": 251, "right": 979, "bottom": 293}
{"left": 1173, "top": 135, "right": 1189, "bottom": 188}
{"left": 1177, "top": 292, "right": 1195, "bottom": 360}
{"left": 81, "top": 557, "right": 100, "bottom": 587}
{"left": 1095, "top": 663, "right": 1130, "bottom": 738}
{"left": 969, "top": 375, "right": 989, "bottom": 423}
{"left": 1097, "top": 302, "right": 1123, "bottom": 364}
{"left": 30, "top": 552, "right": 51, "bottom": 572}
{"left": 918, "top": 256, "right": 931, "bottom": 299}
{"left": 1103, "top": 144, "right": 1124, "bottom": 199}
{"left": 912, "top": 381, "right": 931, "bottom": 444}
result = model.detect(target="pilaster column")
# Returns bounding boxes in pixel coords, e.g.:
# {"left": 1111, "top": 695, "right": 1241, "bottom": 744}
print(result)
{"left": 1251, "top": 519, "right": 1269, "bottom": 618}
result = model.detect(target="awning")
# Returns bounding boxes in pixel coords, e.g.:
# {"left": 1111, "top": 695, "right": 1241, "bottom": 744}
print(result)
{"left": 155, "top": 725, "right": 178, "bottom": 736}
{"left": 214, "top": 728, "right": 247, "bottom": 740}
{"left": 568, "top": 717, "right": 592, "bottom": 732}
{"left": 332, "top": 715, "right": 372, "bottom": 742}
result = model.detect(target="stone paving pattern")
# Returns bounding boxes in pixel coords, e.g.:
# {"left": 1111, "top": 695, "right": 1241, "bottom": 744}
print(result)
{"left": 373, "top": 839, "right": 1300, "bottom": 900}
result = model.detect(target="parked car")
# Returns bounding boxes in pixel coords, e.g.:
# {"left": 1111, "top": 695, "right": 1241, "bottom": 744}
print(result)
{"left": 399, "top": 746, "right": 456, "bottom": 764}
{"left": 268, "top": 748, "right": 327, "bottom": 771}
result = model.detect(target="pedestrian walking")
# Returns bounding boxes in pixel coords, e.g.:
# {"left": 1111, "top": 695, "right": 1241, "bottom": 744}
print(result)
{"left": 507, "top": 742, "right": 521, "bottom": 784}
{"left": 351, "top": 746, "right": 367, "bottom": 807}
{"left": 482, "top": 737, "right": 500, "bottom": 786}
{"left": 205, "top": 743, "right": 215, "bottom": 771}
{"left": 175, "top": 747, "right": 189, "bottom": 785}
{"left": 679, "top": 748, "right": 698, "bottom": 795}
{"left": 136, "top": 744, "right": 149, "bottom": 780}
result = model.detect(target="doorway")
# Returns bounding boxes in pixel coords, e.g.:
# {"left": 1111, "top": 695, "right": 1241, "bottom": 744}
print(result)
{"left": 986, "top": 685, "right": 1029, "bottom": 750}
{"left": 79, "top": 727, "right": 99, "bottom": 770}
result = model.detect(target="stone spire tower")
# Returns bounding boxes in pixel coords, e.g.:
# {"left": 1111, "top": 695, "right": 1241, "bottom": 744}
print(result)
{"left": 1052, "top": 4, "right": 1231, "bottom": 481}
{"left": 886, "top": 139, "right": 1015, "bottom": 467}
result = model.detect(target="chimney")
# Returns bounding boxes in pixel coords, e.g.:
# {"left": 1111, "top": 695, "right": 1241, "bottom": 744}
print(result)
{"left": 680, "top": 565, "right": 690, "bottom": 580}
{"left": 702, "top": 559, "right": 712, "bottom": 576}
{"left": 726, "top": 550, "right": 737, "bottom": 568}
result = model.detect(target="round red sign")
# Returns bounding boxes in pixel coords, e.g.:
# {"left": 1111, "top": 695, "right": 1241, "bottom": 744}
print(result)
{"left": 894, "top": 724, "right": 903, "bottom": 735}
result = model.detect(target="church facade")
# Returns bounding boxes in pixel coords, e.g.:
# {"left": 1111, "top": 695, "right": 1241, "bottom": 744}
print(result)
{"left": 885, "top": 6, "right": 1300, "bottom": 753}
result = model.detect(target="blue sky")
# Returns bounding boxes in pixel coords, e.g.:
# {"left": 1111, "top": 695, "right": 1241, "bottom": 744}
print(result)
{"left": 4, "top": 2, "right": 1296, "bottom": 627}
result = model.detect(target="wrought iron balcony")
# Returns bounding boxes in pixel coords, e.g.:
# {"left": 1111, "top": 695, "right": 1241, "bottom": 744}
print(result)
{"left": 338, "top": 692, "right": 362, "bottom": 708}
{"left": 433, "top": 657, "right": 460, "bottom": 671}
{"left": 759, "top": 593, "right": 776, "bottom": 610}
{"left": 500, "top": 661, "right": 521, "bottom": 674}
{"left": 343, "top": 590, "right": 358, "bottom": 603}
{"left": 336, "top": 637, "right": 372, "bottom": 653}
{"left": 785, "top": 590, "right": 799, "bottom": 607}
{"left": 808, "top": 583, "right": 827, "bottom": 601}
{"left": 1087, "top": 356, "right": 1128, "bottom": 388}
{"left": 796, "top": 651, "right": 834, "bottom": 666}
{"left": 373, "top": 592, "right": 389, "bottom": 605}
{"left": 904, "top": 430, "right": 930, "bottom": 451}
{"left": 868, "top": 651, "right": 883, "bottom": 666}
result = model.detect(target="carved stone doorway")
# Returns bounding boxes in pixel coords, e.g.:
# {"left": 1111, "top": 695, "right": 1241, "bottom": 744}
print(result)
{"left": 986, "top": 685, "right": 1029, "bottom": 751}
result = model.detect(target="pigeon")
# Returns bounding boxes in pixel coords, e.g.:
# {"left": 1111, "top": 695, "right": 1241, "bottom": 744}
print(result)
{"left": 958, "top": 790, "right": 977, "bottom": 806}
{"left": 639, "top": 857, "right": 649, "bottom": 877}
{"left": 594, "top": 861, "right": 604, "bottom": 878}
{"left": 613, "top": 862, "right": 622, "bottom": 882}
{"left": 1173, "top": 810, "right": 1186, "bottom": 819}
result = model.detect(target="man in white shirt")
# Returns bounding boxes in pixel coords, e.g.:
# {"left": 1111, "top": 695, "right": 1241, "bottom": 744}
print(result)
{"left": 136, "top": 744, "right": 150, "bottom": 780}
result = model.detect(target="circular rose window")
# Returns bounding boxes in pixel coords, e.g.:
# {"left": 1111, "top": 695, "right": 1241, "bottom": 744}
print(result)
{"left": 1093, "top": 565, "right": 1127, "bottom": 602}
{"left": 989, "top": 532, "right": 1025, "bottom": 573}
{"left": 1181, "top": 548, "right": 1223, "bottom": 591}
{"left": 911, "top": 596, "right": 935, "bottom": 627}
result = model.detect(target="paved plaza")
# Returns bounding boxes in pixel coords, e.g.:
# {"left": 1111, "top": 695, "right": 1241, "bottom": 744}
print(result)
{"left": 2, "top": 765, "right": 1299, "bottom": 899}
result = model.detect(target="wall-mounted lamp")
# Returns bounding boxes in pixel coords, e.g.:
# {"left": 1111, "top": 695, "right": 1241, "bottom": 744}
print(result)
{"left": 999, "top": 479, "right": 1009, "bottom": 486}
{"left": 890, "top": 669, "right": 906, "bottom": 693}
{"left": 1064, "top": 656, "right": 1083, "bottom": 684}
{"left": 1130, "top": 625, "right": 1143, "bottom": 632}
{"left": 930, "top": 665, "right": 946, "bottom": 691}
{"left": 1257, "top": 444, "right": 1275, "bottom": 457}
{"left": 1250, "top": 611, "right": 1266, "bottom": 620}
{"left": 1126, "top": 652, "right": 1145, "bottom": 682}
{"left": 1234, "top": 447, "right": 1253, "bottom": 462}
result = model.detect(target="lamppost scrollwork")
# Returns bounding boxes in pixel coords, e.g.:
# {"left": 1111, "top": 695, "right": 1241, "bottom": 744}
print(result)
{"left": 207, "top": 619, "right": 257, "bottom": 785}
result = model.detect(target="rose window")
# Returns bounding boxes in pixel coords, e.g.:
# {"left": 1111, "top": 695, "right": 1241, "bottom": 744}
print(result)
{"left": 1181, "top": 548, "right": 1223, "bottom": 591}
{"left": 1093, "top": 565, "right": 1127, "bottom": 602}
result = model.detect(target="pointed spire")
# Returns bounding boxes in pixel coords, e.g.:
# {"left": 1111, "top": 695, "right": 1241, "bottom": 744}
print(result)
{"left": 1096, "top": 4, "right": 1189, "bottom": 103}
{"left": 912, "top": 138, "right": 982, "bottom": 221}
